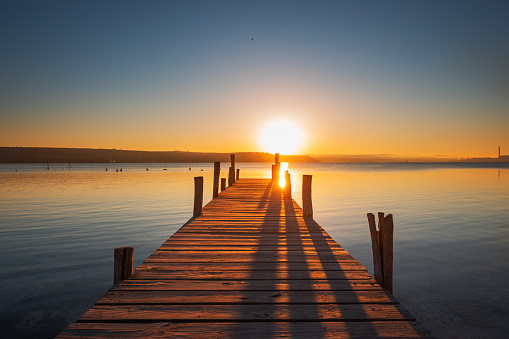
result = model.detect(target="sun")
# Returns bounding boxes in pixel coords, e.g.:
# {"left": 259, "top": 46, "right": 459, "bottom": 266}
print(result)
{"left": 259, "top": 119, "right": 305, "bottom": 155}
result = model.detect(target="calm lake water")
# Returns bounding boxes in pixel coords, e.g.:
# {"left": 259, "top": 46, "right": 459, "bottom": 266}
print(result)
{"left": 1, "top": 162, "right": 508, "bottom": 338}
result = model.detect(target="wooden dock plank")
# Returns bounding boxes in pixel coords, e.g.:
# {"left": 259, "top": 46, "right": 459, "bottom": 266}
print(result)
{"left": 58, "top": 321, "right": 429, "bottom": 338}
{"left": 96, "top": 290, "right": 397, "bottom": 305}
{"left": 111, "top": 279, "right": 382, "bottom": 291}
{"left": 58, "top": 178, "right": 424, "bottom": 338}
{"left": 136, "top": 262, "right": 368, "bottom": 271}
{"left": 78, "top": 304, "right": 415, "bottom": 322}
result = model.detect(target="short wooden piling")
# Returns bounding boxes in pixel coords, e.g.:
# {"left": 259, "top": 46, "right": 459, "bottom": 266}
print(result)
{"left": 367, "top": 213, "right": 383, "bottom": 286}
{"left": 284, "top": 170, "right": 292, "bottom": 200}
{"left": 113, "top": 247, "right": 133, "bottom": 285}
{"left": 220, "top": 178, "right": 226, "bottom": 191}
{"left": 213, "top": 162, "right": 220, "bottom": 198}
{"left": 302, "top": 175, "right": 313, "bottom": 218}
{"left": 193, "top": 176, "right": 203, "bottom": 217}
{"left": 229, "top": 154, "right": 236, "bottom": 185}
{"left": 382, "top": 214, "right": 394, "bottom": 294}
{"left": 236, "top": 168, "right": 240, "bottom": 180}
{"left": 367, "top": 212, "right": 394, "bottom": 294}
{"left": 228, "top": 167, "right": 233, "bottom": 187}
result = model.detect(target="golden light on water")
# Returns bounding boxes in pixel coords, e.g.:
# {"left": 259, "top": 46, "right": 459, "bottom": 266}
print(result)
{"left": 279, "top": 162, "right": 288, "bottom": 188}
{"left": 259, "top": 119, "right": 305, "bottom": 155}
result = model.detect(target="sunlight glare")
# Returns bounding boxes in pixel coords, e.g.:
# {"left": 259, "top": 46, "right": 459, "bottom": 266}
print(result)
{"left": 260, "top": 119, "right": 305, "bottom": 155}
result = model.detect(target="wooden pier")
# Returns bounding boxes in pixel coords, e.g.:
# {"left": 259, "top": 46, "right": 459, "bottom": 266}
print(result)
{"left": 58, "top": 177, "right": 425, "bottom": 338}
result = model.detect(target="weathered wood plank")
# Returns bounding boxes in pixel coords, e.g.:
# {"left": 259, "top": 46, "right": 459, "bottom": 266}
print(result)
{"left": 58, "top": 321, "right": 430, "bottom": 338}
{"left": 136, "top": 262, "right": 368, "bottom": 272}
{"left": 130, "top": 270, "right": 373, "bottom": 280}
{"left": 97, "top": 290, "right": 397, "bottom": 305}
{"left": 157, "top": 245, "right": 345, "bottom": 251}
{"left": 144, "top": 253, "right": 357, "bottom": 262}
{"left": 112, "top": 279, "right": 382, "bottom": 291}
{"left": 78, "top": 304, "right": 415, "bottom": 322}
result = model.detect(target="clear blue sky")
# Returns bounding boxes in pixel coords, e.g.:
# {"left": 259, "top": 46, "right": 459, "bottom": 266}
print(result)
{"left": 1, "top": 1, "right": 508, "bottom": 157}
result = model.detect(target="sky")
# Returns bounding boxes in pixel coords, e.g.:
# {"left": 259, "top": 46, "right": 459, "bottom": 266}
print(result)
{"left": 1, "top": 0, "right": 508, "bottom": 157}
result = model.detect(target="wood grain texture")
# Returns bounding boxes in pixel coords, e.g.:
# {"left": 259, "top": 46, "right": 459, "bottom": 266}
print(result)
{"left": 58, "top": 178, "right": 424, "bottom": 338}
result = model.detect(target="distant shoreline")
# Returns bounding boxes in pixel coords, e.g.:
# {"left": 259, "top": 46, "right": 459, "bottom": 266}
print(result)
{"left": 1, "top": 147, "right": 508, "bottom": 163}
{"left": 0, "top": 147, "right": 318, "bottom": 164}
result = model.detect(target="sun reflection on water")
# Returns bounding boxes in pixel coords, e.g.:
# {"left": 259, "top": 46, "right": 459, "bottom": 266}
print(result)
{"left": 279, "top": 162, "right": 288, "bottom": 188}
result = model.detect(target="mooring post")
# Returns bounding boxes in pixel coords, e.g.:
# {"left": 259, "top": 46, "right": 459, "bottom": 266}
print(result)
{"left": 221, "top": 178, "right": 226, "bottom": 191}
{"left": 302, "top": 175, "right": 313, "bottom": 218}
{"left": 236, "top": 168, "right": 240, "bottom": 180}
{"left": 230, "top": 154, "right": 236, "bottom": 184}
{"left": 193, "top": 176, "right": 203, "bottom": 217}
{"left": 382, "top": 214, "right": 394, "bottom": 294}
{"left": 284, "top": 170, "right": 292, "bottom": 200}
{"left": 213, "top": 162, "right": 220, "bottom": 198}
{"left": 228, "top": 167, "right": 233, "bottom": 187}
{"left": 367, "top": 212, "right": 393, "bottom": 294}
{"left": 114, "top": 247, "right": 133, "bottom": 285}
{"left": 367, "top": 213, "right": 383, "bottom": 286}
{"left": 275, "top": 153, "right": 280, "bottom": 164}
{"left": 272, "top": 165, "right": 276, "bottom": 181}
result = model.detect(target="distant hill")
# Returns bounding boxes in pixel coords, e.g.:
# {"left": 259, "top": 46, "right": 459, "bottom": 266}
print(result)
{"left": 0, "top": 147, "right": 319, "bottom": 163}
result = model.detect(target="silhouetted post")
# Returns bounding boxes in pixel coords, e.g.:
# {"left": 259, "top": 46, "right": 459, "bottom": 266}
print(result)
{"left": 221, "top": 178, "right": 226, "bottom": 191}
{"left": 236, "top": 168, "right": 240, "bottom": 180}
{"left": 272, "top": 165, "right": 276, "bottom": 181}
{"left": 367, "top": 212, "right": 394, "bottom": 294}
{"left": 302, "top": 175, "right": 313, "bottom": 218}
{"left": 213, "top": 162, "right": 220, "bottom": 198}
{"left": 193, "top": 176, "right": 203, "bottom": 217}
{"left": 230, "top": 154, "right": 236, "bottom": 184}
{"left": 275, "top": 153, "right": 280, "bottom": 164}
{"left": 382, "top": 214, "right": 394, "bottom": 294}
{"left": 228, "top": 167, "right": 233, "bottom": 186}
{"left": 284, "top": 170, "right": 292, "bottom": 200}
{"left": 114, "top": 247, "right": 133, "bottom": 285}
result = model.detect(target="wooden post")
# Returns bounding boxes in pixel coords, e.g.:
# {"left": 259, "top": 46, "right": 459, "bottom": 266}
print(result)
{"left": 228, "top": 167, "right": 233, "bottom": 187}
{"left": 230, "top": 154, "right": 236, "bottom": 184}
{"left": 193, "top": 176, "right": 203, "bottom": 217}
{"left": 284, "top": 170, "right": 292, "bottom": 200}
{"left": 272, "top": 165, "right": 276, "bottom": 181}
{"left": 367, "top": 212, "right": 394, "bottom": 294}
{"left": 236, "top": 168, "right": 240, "bottom": 180}
{"left": 382, "top": 214, "right": 394, "bottom": 294}
{"left": 367, "top": 213, "right": 383, "bottom": 286}
{"left": 302, "top": 175, "right": 313, "bottom": 218}
{"left": 275, "top": 153, "right": 280, "bottom": 164}
{"left": 114, "top": 247, "right": 133, "bottom": 285}
{"left": 213, "top": 162, "right": 220, "bottom": 198}
{"left": 221, "top": 178, "right": 226, "bottom": 191}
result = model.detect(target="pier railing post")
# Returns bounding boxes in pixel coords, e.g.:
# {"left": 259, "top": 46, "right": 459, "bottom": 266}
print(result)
{"left": 221, "top": 178, "right": 226, "bottom": 191}
{"left": 193, "top": 176, "right": 203, "bottom": 217}
{"left": 114, "top": 247, "right": 133, "bottom": 285}
{"left": 213, "top": 162, "right": 220, "bottom": 198}
{"left": 236, "top": 168, "right": 240, "bottom": 181}
{"left": 367, "top": 212, "right": 394, "bottom": 294}
{"left": 284, "top": 170, "right": 292, "bottom": 200}
{"left": 302, "top": 175, "right": 313, "bottom": 218}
